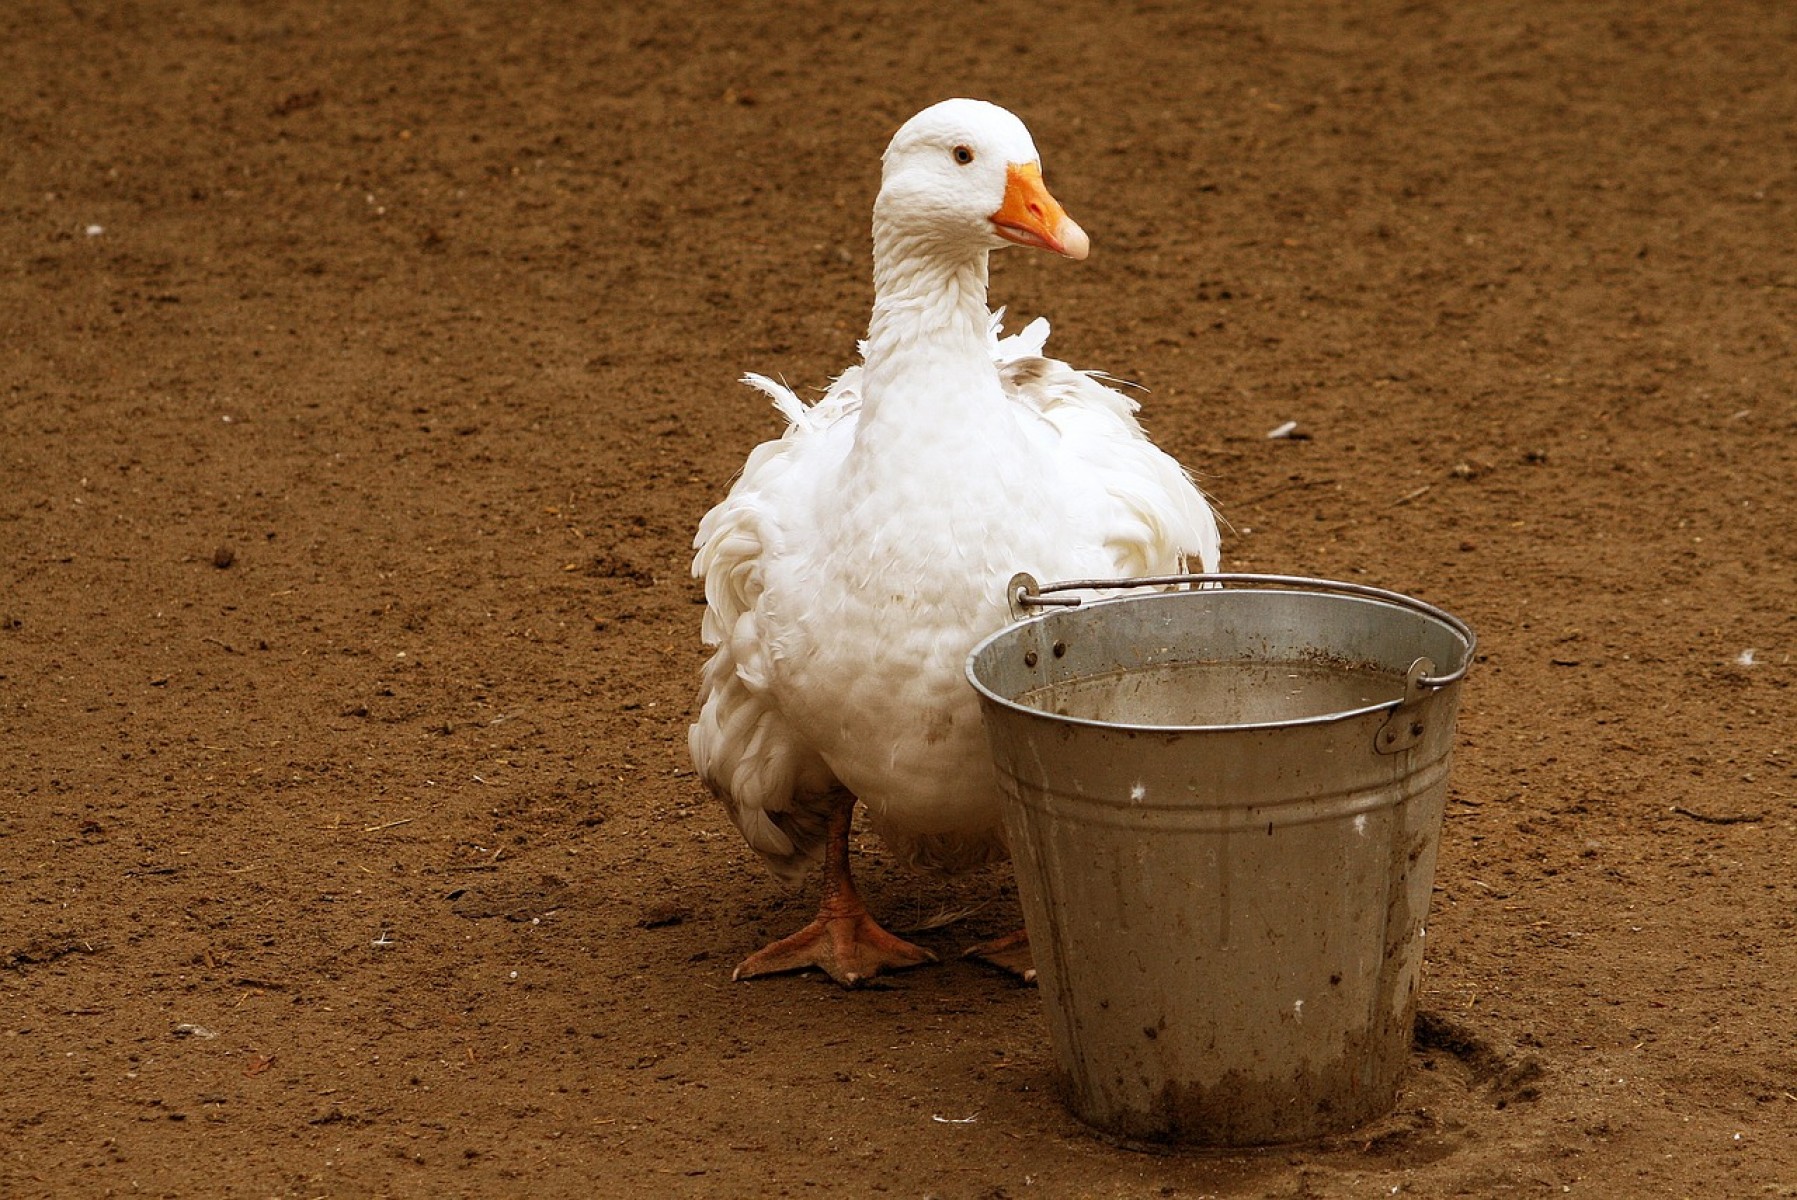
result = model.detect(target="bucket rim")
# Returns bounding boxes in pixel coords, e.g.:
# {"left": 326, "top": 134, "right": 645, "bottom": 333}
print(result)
{"left": 965, "top": 573, "right": 1476, "bottom": 736}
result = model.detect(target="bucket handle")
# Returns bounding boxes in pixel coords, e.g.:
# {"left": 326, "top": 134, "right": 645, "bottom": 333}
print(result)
{"left": 1006, "top": 571, "right": 1477, "bottom": 690}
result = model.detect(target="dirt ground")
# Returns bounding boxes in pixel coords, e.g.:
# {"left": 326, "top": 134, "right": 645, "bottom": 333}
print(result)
{"left": 4, "top": 0, "right": 1795, "bottom": 1195}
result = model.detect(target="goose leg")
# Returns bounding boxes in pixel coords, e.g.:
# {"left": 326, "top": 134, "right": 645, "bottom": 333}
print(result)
{"left": 733, "top": 793, "right": 938, "bottom": 986}
{"left": 964, "top": 929, "right": 1036, "bottom": 984}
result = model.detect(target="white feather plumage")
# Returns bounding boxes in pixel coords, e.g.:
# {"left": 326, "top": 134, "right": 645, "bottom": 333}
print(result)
{"left": 690, "top": 99, "right": 1220, "bottom": 891}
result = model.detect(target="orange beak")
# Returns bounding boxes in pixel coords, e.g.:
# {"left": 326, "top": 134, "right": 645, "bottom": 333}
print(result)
{"left": 990, "top": 162, "right": 1090, "bottom": 260}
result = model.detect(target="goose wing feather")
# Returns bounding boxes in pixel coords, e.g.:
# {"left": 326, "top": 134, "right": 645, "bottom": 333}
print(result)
{"left": 689, "top": 371, "right": 860, "bottom": 883}
{"left": 994, "top": 314, "right": 1221, "bottom": 577}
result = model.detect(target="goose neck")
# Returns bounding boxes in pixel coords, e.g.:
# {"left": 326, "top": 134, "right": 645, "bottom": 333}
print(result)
{"left": 864, "top": 234, "right": 992, "bottom": 374}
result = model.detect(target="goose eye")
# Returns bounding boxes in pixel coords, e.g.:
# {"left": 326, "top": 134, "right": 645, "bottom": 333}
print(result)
{"left": 952, "top": 145, "right": 974, "bottom": 165}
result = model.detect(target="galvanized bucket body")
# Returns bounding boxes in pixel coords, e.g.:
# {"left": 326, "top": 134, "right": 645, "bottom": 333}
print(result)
{"left": 967, "top": 576, "right": 1474, "bottom": 1146}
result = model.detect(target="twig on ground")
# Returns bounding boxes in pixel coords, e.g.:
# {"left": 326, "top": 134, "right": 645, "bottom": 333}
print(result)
{"left": 1671, "top": 805, "right": 1762, "bottom": 825}
{"left": 1394, "top": 484, "right": 1434, "bottom": 506}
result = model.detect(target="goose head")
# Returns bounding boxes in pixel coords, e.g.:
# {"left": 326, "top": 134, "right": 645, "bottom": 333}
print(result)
{"left": 874, "top": 99, "right": 1089, "bottom": 264}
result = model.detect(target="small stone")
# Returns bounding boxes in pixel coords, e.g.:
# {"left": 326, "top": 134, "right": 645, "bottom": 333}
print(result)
{"left": 639, "top": 901, "right": 691, "bottom": 929}
{"left": 212, "top": 545, "right": 236, "bottom": 569}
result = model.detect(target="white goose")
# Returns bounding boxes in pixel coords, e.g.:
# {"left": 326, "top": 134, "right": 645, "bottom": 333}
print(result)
{"left": 691, "top": 99, "right": 1220, "bottom": 985}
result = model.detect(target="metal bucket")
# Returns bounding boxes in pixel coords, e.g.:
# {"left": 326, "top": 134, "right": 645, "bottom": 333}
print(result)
{"left": 966, "top": 574, "right": 1475, "bottom": 1146}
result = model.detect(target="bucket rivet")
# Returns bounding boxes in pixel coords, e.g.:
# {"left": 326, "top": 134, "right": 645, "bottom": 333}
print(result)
{"left": 1024, "top": 649, "right": 1039, "bottom": 668}
{"left": 1052, "top": 641, "right": 1068, "bottom": 659}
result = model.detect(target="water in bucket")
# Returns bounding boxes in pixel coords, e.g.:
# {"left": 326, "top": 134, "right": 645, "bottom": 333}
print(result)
{"left": 1020, "top": 658, "right": 1409, "bottom": 727}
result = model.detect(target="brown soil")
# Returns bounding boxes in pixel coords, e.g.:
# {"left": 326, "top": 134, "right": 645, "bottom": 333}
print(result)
{"left": 4, "top": 1, "right": 1795, "bottom": 1195}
